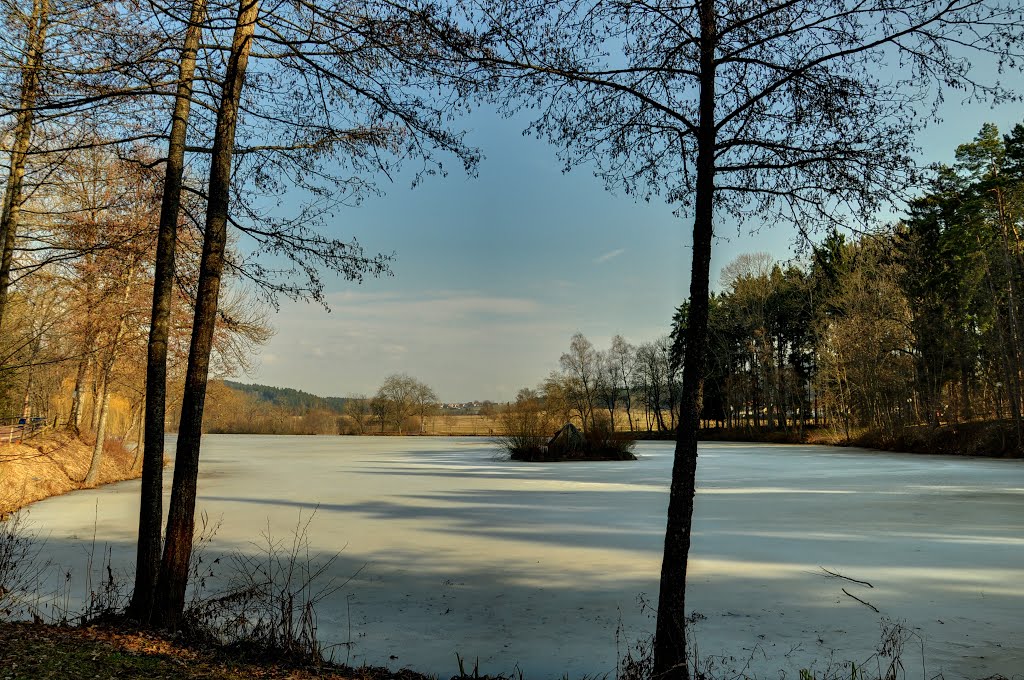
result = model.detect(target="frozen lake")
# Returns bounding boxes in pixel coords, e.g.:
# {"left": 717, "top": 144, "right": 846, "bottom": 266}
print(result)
{"left": 18, "top": 436, "right": 1024, "bottom": 679}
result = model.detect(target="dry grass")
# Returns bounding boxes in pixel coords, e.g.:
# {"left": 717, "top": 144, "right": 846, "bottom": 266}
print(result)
{"left": 421, "top": 415, "right": 502, "bottom": 436}
{"left": 0, "top": 431, "right": 140, "bottom": 515}
{"left": 422, "top": 412, "right": 650, "bottom": 437}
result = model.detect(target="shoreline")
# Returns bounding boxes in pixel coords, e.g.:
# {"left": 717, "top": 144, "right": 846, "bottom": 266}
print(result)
{"left": 199, "top": 421, "right": 1024, "bottom": 459}
{"left": 0, "top": 431, "right": 142, "bottom": 516}
{"left": 693, "top": 420, "right": 1023, "bottom": 458}
{"left": 8, "top": 420, "right": 1016, "bottom": 515}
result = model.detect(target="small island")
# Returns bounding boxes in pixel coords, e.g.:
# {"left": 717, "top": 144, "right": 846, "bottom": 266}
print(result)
{"left": 502, "top": 422, "right": 637, "bottom": 461}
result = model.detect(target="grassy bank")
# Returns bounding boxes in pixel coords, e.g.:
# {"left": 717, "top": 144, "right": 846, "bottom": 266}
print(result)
{"left": 834, "top": 420, "right": 1022, "bottom": 457}
{"left": 0, "top": 432, "right": 140, "bottom": 515}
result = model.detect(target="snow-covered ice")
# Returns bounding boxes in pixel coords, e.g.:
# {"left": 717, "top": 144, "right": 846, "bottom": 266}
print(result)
{"left": 20, "top": 437, "right": 1024, "bottom": 679}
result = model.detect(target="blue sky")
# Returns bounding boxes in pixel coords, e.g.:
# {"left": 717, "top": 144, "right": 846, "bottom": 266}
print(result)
{"left": 247, "top": 94, "right": 1024, "bottom": 403}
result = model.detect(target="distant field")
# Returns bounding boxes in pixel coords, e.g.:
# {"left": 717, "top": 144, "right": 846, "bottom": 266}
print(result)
{"left": 422, "top": 414, "right": 501, "bottom": 436}
{"left": 421, "top": 412, "right": 659, "bottom": 437}
{"left": 339, "top": 411, "right": 665, "bottom": 437}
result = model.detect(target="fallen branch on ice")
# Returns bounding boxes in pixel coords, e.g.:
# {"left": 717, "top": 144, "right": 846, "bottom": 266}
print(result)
{"left": 843, "top": 588, "right": 880, "bottom": 612}
{"left": 820, "top": 566, "right": 874, "bottom": 588}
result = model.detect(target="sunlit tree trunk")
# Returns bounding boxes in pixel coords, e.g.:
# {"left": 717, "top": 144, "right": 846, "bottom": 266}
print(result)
{"left": 131, "top": 399, "right": 145, "bottom": 471}
{"left": 128, "top": 0, "right": 207, "bottom": 624}
{"left": 155, "top": 0, "right": 259, "bottom": 628}
{"left": 653, "top": 2, "right": 714, "bottom": 675}
{"left": 68, "top": 343, "right": 91, "bottom": 431}
{"left": 83, "top": 388, "right": 110, "bottom": 486}
{"left": 84, "top": 277, "right": 134, "bottom": 486}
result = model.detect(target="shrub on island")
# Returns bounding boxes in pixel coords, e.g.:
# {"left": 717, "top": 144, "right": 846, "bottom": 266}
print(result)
{"left": 500, "top": 421, "right": 637, "bottom": 461}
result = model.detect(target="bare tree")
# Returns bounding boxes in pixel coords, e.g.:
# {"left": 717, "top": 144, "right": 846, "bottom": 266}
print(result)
{"left": 0, "top": 0, "right": 49, "bottom": 329}
{"left": 412, "top": 381, "right": 439, "bottom": 432}
{"left": 374, "top": 373, "right": 437, "bottom": 433}
{"left": 636, "top": 340, "right": 668, "bottom": 431}
{"left": 468, "top": 0, "right": 1024, "bottom": 674}
{"left": 128, "top": 0, "right": 207, "bottom": 623}
{"left": 559, "top": 332, "right": 599, "bottom": 431}
{"left": 341, "top": 394, "right": 372, "bottom": 434}
{"left": 0, "top": 0, "right": 171, "bottom": 332}
{"left": 83, "top": 262, "right": 140, "bottom": 486}
{"left": 594, "top": 349, "right": 619, "bottom": 430}
{"left": 609, "top": 334, "right": 636, "bottom": 431}
{"left": 142, "top": 0, "right": 481, "bottom": 626}
{"left": 154, "top": 0, "right": 264, "bottom": 626}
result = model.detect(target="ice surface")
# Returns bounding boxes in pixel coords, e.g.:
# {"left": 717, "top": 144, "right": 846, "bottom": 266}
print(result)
{"left": 20, "top": 437, "right": 1024, "bottom": 679}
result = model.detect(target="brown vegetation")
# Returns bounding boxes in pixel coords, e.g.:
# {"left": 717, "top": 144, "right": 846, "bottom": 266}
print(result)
{"left": 414, "top": 414, "right": 501, "bottom": 436}
{"left": 0, "top": 621, "right": 439, "bottom": 680}
{"left": 495, "top": 394, "right": 637, "bottom": 461}
{"left": 0, "top": 431, "right": 139, "bottom": 515}
{"left": 695, "top": 420, "right": 1023, "bottom": 458}
{"left": 826, "top": 421, "right": 1023, "bottom": 458}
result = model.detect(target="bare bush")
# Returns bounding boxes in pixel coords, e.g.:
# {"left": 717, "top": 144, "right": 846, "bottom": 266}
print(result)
{"left": 494, "top": 398, "right": 552, "bottom": 459}
{"left": 618, "top": 617, "right": 929, "bottom": 680}
{"left": 0, "top": 512, "right": 49, "bottom": 620}
{"left": 582, "top": 423, "right": 637, "bottom": 461}
{"left": 184, "top": 510, "right": 356, "bottom": 664}
{"left": 78, "top": 545, "right": 128, "bottom": 623}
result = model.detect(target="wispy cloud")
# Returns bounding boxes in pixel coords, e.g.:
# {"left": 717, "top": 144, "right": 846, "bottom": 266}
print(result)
{"left": 593, "top": 248, "right": 625, "bottom": 264}
{"left": 322, "top": 290, "right": 540, "bottom": 320}
{"left": 256, "top": 290, "right": 565, "bottom": 400}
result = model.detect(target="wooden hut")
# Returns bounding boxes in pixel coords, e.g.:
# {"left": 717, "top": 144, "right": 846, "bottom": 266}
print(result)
{"left": 546, "top": 422, "right": 584, "bottom": 458}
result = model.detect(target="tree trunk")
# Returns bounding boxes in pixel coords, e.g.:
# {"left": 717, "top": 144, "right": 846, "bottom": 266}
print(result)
{"left": 131, "top": 400, "right": 145, "bottom": 472}
{"left": 84, "top": 277, "right": 133, "bottom": 487}
{"left": 68, "top": 326, "right": 96, "bottom": 432}
{"left": 650, "top": 371, "right": 666, "bottom": 432}
{"left": 128, "top": 0, "right": 207, "bottom": 624}
{"left": 653, "top": 1, "right": 715, "bottom": 676}
{"left": 995, "top": 187, "right": 1024, "bottom": 441}
{"left": 154, "top": 0, "right": 259, "bottom": 628}
{"left": 84, "top": 389, "right": 110, "bottom": 487}
{"left": 960, "top": 362, "right": 971, "bottom": 422}
{"left": 89, "top": 372, "right": 103, "bottom": 433}
{"left": 624, "top": 388, "right": 634, "bottom": 431}
{"left": 20, "top": 349, "right": 35, "bottom": 423}
{"left": 774, "top": 342, "right": 782, "bottom": 432}
{"left": 0, "top": 0, "right": 48, "bottom": 330}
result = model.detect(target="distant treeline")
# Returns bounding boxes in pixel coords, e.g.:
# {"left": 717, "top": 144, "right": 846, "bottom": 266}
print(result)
{"left": 222, "top": 381, "right": 347, "bottom": 414}
{"left": 671, "top": 122, "right": 1024, "bottom": 455}
{"left": 499, "top": 123, "right": 1023, "bottom": 457}
{"left": 189, "top": 381, "right": 348, "bottom": 435}
{"left": 196, "top": 375, "right": 442, "bottom": 435}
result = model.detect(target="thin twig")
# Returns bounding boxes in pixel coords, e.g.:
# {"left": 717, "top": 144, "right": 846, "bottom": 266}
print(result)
{"left": 821, "top": 566, "right": 874, "bottom": 588}
{"left": 843, "top": 588, "right": 880, "bottom": 612}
